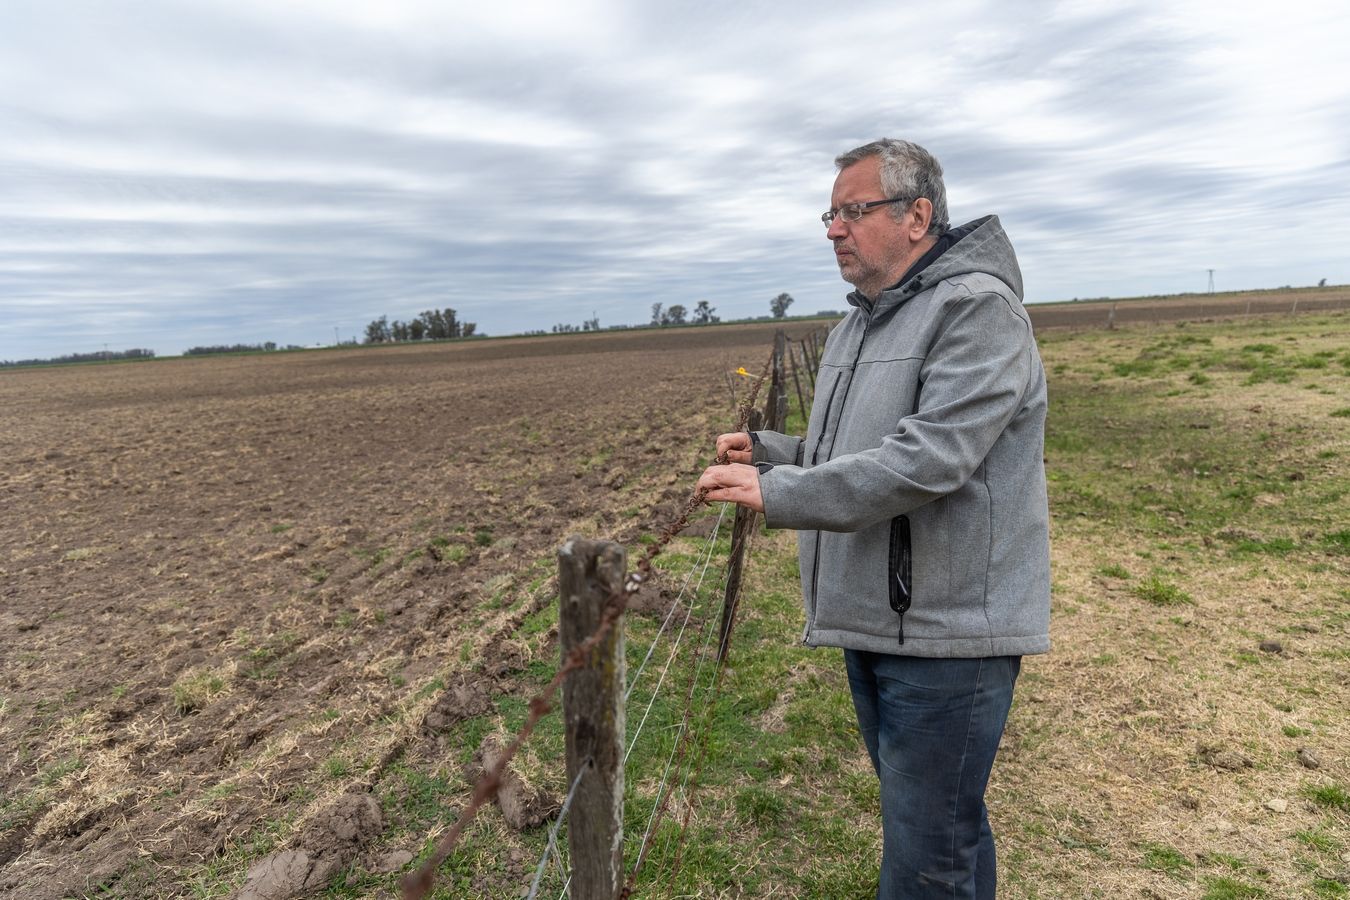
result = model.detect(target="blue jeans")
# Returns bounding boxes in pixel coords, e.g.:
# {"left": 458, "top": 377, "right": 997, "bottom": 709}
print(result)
{"left": 844, "top": 651, "right": 1021, "bottom": 899}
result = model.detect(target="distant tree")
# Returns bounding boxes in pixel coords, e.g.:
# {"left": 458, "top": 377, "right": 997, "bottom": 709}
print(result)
{"left": 408, "top": 318, "right": 426, "bottom": 341}
{"left": 185, "top": 343, "right": 271, "bottom": 356}
{"left": 461, "top": 322, "right": 477, "bottom": 337}
{"left": 417, "top": 308, "right": 462, "bottom": 340}
{"left": 390, "top": 320, "right": 409, "bottom": 342}
{"left": 650, "top": 303, "right": 664, "bottom": 326}
{"left": 1319, "top": 278, "right": 1327, "bottom": 287}
{"left": 693, "top": 300, "right": 718, "bottom": 324}
{"left": 770, "top": 292, "right": 795, "bottom": 318}
{"left": 664, "top": 304, "right": 688, "bottom": 325}
{"left": 582, "top": 315, "right": 600, "bottom": 332}
{"left": 364, "top": 316, "right": 391, "bottom": 344}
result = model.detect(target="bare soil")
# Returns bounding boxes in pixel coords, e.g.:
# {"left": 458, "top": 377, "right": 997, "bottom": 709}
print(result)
{"left": 0, "top": 323, "right": 794, "bottom": 898}
{"left": 3, "top": 292, "right": 1342, "bottom": 898}
{"left": 1027, "top": 284, "right": 1350, "bottom": 330}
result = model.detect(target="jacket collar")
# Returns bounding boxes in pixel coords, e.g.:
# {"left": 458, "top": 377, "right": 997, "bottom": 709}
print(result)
{"left": 846, "top": 216, "right": 995, "bottom": 315}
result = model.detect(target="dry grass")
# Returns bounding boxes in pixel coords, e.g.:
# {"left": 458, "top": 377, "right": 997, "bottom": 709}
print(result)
{"left": 992, "top": 312, "right": 1349, "bottom": 899}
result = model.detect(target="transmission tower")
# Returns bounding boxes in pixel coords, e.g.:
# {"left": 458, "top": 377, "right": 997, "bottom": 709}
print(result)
{"left": 1207, "top": 269, "right": 1215, "bottom": 293}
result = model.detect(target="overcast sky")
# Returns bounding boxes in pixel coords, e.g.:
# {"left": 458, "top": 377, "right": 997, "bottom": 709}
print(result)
{"left": 3, "top": 0, "right": 1348, "bottom": 360}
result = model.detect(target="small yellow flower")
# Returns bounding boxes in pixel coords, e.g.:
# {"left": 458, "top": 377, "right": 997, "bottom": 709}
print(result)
{"left": 735, "top": 367, "right": 751, "bottom": 377}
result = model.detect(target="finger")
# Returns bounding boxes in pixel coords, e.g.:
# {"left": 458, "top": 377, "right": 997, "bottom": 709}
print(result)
{"left": 696, "top": 467, "right": 730, "bottom": 493}
{"left": 715, "top": 432, "right": 751, "bottom": 454}
{"left": 699, "top": 463, "right": 752, "bottom": 493}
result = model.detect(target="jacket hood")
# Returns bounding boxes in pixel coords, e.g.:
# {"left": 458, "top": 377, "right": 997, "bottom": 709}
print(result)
{"left": 846, "top": 214, "right": 1024, "bottom": 316}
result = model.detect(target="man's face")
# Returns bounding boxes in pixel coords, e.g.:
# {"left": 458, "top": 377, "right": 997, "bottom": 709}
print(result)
{"left": 827, "top": 156, "right": 914, "bottom": 298}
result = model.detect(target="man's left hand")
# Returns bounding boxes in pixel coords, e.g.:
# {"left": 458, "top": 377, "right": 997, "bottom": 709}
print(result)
{"left": 697, "top": 462, "right": 764, "bottom": 513}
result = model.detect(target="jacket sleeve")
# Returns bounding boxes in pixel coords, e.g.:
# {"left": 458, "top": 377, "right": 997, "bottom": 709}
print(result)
{"left": 758, "top": 290, "right": 1034, "bottom": 532}
{"left": 750, "top": 430, "right": 805, "bottom": 467}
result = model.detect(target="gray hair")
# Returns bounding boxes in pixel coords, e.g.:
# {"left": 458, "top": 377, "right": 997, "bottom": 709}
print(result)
{"left": 835, "top": 139, "right": 949, "bottom": 235}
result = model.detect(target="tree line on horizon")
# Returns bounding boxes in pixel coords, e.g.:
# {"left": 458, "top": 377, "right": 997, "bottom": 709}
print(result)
{"left": 1, "top": 347, "right": 156, "bottom": 369}
{"left": 4, "top": 293, "right": 814, "bottom": 367}
{"left": 363, "top": 308, "right": 477, "bottom": 344}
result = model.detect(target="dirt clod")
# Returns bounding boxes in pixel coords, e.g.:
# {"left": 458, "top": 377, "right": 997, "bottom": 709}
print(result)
{"left": 1197, "top": 743, "right": 1253, "bottom": 771}
{"left": 372, "top": 848, "right": 415, "bottom": 874}
{"left": 234, "top": 793, "right": 382, "bottom": 899}
{"left": 422, "top": 678, "right": 493, "bottom": 733}
{"left": 1296, "top": 747, "right": 1321, "bottom": 769}
{"left": 469, "top": 737, "right": 560, "bottom": 831}
{"left": 1258, "top": 640, "right": 1283, "bottom": 654}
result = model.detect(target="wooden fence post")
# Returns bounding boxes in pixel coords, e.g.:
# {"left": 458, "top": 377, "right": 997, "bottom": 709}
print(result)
{"left": 798, "top": 339, "right": 815, "bottom": 387}
{"left": 772, "top": 332, "right": 788, "bottom": 432}
{"left": 788, "top": 344, "right": 807, "bottom": 424}
{"left": 718, "top": 409, "right": 762, "bottom": 664}
{"left": 558, "top": 537, "right": 626, "bottom": 900}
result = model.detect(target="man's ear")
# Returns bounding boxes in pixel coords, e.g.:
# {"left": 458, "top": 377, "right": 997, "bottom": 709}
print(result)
{"left": 908, "top": 198, "right": 934, "bottom": 239}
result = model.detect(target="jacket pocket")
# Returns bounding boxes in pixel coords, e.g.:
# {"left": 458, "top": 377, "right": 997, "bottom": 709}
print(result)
{"left": 809, "top": 369, "right": 843, "bottom": 466}
{"left": 887, "top": 515, "right": 912, "bottom": 645}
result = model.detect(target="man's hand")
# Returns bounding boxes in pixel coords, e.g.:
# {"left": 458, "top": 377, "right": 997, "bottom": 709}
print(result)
{"left": 716, "top": 431, "right": 753, "bottom": 464}
{"left": 697, "top": 462, "right": 764, "bottom": 513}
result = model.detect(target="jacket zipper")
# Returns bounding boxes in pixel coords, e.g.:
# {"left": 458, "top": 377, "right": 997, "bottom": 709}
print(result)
{"left": 888, "top": 515, "right": 912, "bottom": 645}
{"left": 807, "top": 313, "right": 876, "bottom": 639}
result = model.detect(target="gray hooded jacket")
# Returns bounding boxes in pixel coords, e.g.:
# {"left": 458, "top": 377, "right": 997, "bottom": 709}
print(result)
{"left": 753, "top": 215, "right": 1050, "bottom": 658}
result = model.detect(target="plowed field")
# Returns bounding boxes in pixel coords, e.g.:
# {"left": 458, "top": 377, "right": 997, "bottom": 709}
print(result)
{"left": 3, "top": 289, "right": 1345, "bottom": 898}
{"left": 0, "top": 323, "right": 793, "bottom": 898}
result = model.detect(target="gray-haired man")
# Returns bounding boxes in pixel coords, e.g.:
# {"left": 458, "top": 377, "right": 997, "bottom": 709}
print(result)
{"left": 698, "top": 139, "right": 1050, "bottom": 898}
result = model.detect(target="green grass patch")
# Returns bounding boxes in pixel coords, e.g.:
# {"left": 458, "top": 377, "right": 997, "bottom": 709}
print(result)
{"left": 1303, "top": 783, "right": 1350, "bottom": 812}
{"left": 1202, "top": 876, "right": 1267, "bottom": 899}
{"left": 1132, "top": 575, "right": 1193, "bottom": 606}
{"left": 39, "top": 756, "right": 85, "bottom": 786}
{"left": 1141, "top": 842, "right": 1193, "bottom": 877}
{"left": 171, "top": 671, "right": 228, "bottom": 715}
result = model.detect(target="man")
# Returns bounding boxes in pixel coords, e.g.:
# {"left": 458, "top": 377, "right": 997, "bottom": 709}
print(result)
{"left": 697, "top": 139, "right": 1050, "bottom": 899}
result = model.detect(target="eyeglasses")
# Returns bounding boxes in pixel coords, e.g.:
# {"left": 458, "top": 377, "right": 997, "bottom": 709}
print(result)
{"left": 821, "top": 197, "right": 910, "bottom": 227}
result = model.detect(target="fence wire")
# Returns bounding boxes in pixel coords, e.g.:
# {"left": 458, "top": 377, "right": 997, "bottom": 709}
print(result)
{"left": 526, "top": 506, "right": 730, "bottom": 899}
{"left": 626, "top": 503, "right": 729, "bottom": 765}
{"left": 525, "top": 760, "right": 589, "bottom": 900}
{"left": 403, "top": 329, "right": 828, "bottom": 900}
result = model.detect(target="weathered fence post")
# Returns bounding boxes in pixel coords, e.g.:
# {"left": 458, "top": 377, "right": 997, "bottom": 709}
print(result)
{"left": 788, "top": 344, "right": 807, "bottom": 423}
{"left": 557, "top": 537, "right": 626, "bottom": 900}
{"left": 798, "top": 339, "right": 816, "bottom": 387}
{"left": 718, "top": 409, "right": 763, "bottom": 664}
{"left": 772, "top": 332, "right": 788, "bottom": 431}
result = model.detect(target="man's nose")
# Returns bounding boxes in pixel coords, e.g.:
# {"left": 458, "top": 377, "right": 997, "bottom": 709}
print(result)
{"left": 826, "top": 217, "right": 849, "bottom": 240}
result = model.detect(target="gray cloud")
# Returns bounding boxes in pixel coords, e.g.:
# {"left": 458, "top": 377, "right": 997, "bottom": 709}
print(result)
{"left": 2, "top": 0, "right": 1348, "bottom": 360}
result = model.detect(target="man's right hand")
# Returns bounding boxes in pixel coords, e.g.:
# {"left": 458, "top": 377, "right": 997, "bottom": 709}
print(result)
{"left": 716, "top": 432, "right": 753, "bottom": 464}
